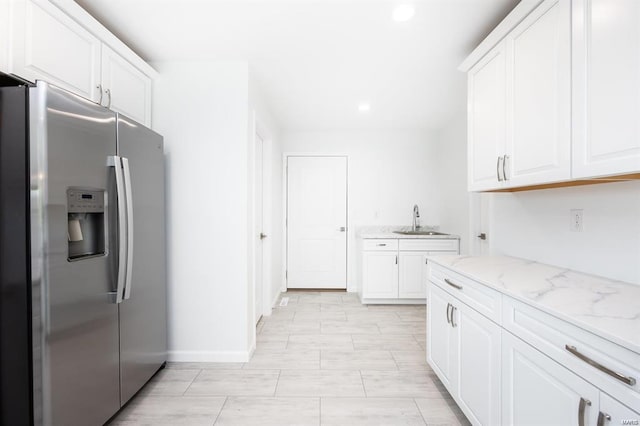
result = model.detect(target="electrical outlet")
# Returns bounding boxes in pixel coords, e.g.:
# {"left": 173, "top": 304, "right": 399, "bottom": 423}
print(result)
{"left": 570, "top": 209, "right": 583, "bottom": 232}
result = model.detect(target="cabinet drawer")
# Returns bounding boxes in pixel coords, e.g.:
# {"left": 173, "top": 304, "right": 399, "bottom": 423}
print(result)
{"left": 503, "top": 296, "right": 640, "bottom": 410}
{"left": 399, "top": 239, "right": 459, "bottom": 252}
{"left": 362, "top": 239, "right": 398, "bottom": 251}
{"left": 429, "top": 263, "right": 502, "bottom": 324}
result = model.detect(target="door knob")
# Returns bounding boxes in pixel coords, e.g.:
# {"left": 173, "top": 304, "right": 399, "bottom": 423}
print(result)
{"left": 477, "top": 233, "right": 487, "bottom": 240}
{"left": 259, "top": 233, "right": 267, "bottom": 240}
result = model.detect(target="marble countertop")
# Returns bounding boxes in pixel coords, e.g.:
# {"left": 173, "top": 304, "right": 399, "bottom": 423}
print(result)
{"left": 427, "top": 255, "right": 640, "bottom": 355}
{"left": 357, "top": 226, "right": 460, "bottom": 239}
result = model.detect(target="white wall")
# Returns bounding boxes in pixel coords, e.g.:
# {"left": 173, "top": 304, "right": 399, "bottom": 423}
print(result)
{"left": 247, "top": 73, "right": 282, "bottom": 341}
{"left": 433, "top": 115, "right": 472, "bottom": 254}
{"left": 152, "top": 61, "right": 253, "bottom": 362}
{"left": 488, "top": 181, "right": 640, "bottom": 284}
{"left": 281, "top": 129, "right": 442, "bottom": 291}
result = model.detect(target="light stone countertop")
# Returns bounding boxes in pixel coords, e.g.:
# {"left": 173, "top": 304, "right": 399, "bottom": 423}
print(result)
{"left": 356, "top": 226, "right": 460, "bottom": 239}
{"left": 427, "top": 255, "right": 640, "bottom": 355}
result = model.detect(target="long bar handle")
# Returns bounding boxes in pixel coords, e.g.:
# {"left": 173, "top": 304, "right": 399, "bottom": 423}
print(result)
{"left": 109, "top": 156, "right": 126, "bottom": 304}
{"left": 597, "top": 412, "right": 611, "bottom": 426}
{"left": 444, "top": 278, "right": 463, "bottom": 290}
{"left": 566, "top": 345, "right": 636, "bottom": 386}
{"left": 122, "top": 157, "right": 134, "bottom": 300}
{"left": 497, "top": 156, "right": 503, "bottom": 182}
{"left": 446, "top": 303, "right": 451, "bottom": 325}
{"left": 578, "top": 397, "right": 591, "bottom": 426}
{"left": 106, "top": 89, "right": 112, "bottom": 108}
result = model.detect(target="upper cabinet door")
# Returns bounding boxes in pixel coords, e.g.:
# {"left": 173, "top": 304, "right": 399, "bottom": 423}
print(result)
{"left": 572, "top": 0, "right": 640, "bottom": 178}
{"left": 101, "top": 44, "right": 152, "bottom": 126}
{"left": 504, "top": 0, "right": 571, "bottom": 187}
{"left": 467, "top": 41, "right": 507, "bottom": 191}
{"left": 10, "top": 0, "right": 101, "bottom": 102}
{"left": 0, "top": 0, "right": 9, "bottom": 72}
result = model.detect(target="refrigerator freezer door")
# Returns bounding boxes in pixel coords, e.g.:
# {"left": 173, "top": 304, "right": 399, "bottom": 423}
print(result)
{"left": 117, "top": 114, "right": 167, "bottom": 405}
{"left": 30, "top": 82, "right": 120, "bottom": 426}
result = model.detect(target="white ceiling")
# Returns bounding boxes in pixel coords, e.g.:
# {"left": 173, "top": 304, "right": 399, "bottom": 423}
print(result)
{"left": 75, "top": 0, "right": 518, "bottom": 131}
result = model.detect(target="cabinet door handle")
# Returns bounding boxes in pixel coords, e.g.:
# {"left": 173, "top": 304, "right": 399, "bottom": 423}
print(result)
{"left": 96, "top": 84, "right": 103, "bottom": 105}
{"left": 565, "top": 345, "right": 636, "bottom": 386}
{"left": 502, "top": 155, "right": 509, "bottom": 181}
{"left": 578, "top": 397, "right": 591, "bottom": 426}
{"left": 395, "top": 255, "right": 398, "bottom": 265}
{"left": 444, "top": 278, "right": 463, "bottom": 290}
{"left": 497, "top": 156, "right": 503, "bottom": 182}
{"left": 446, "top": 303, "right": 451, "bottom": 324}
{"left": 106, "top": 88, "right": 112, "bottom": 108}
{"left": 597, "top": 412, "right": 611, "bottom": 426}
{"left": 451, "top": 306, "right": 457, "bottom": 328}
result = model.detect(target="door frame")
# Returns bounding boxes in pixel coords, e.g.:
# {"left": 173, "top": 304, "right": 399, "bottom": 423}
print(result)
{"left": 282, "top": 153, "right": 349, "bottom": 291}
{"left": 251, "top": 112, "right": 273, "bottom": 326}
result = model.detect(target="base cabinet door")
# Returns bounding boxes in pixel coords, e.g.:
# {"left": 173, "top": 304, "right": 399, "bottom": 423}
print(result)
{"left": 427, "top": 284, "right": 457, "bottom": 391}
{"left": 456, "top": 302, "right": 501, "bottom": 426}
{"left": 362, "top": 252, "right": 398, "bottom": 299}
{"left": 598, "top": 393, "right": 640, "bottom": 426}
{"left": 502, "top": 331, "right": 599, "bottom": 426}
{"left": 398, "top": 251, "right": 428, "bottom": 299}
{"left": 572, "top": 0, "right": 640, "bottom": 178}
{"left": 10, "top": 0, "right": 101, "bottom": 101}
{"left": 101, "top": 44, "right": 152, "bottom": 126}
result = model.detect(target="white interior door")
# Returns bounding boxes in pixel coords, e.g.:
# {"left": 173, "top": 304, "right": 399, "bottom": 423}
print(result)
{"left": 254, "top": 133, "right": 264, "bottom": 324}
{"left": 287, "top": 156, "right": 347, "bottom": 289}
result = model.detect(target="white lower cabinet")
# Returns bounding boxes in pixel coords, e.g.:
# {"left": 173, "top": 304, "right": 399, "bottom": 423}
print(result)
{"left": 361, "top": 251, "right": 398, "bottom": 299}
{"left": 427, "top": 284, "right": 457, "bottom": 390}
{"left": 359, "top": 238, "right": 459, "bottom": 303}
{"left": 502, "top": 331, "right": 599, "bottom": 426}
{"left": 427, "top": 283, "right": 501, "bottom": 425}
{"left": 398, "top": 251, "right": 428, "bottom": 298}
{"left": 599, "top": 393, "right": 640, "bottom": 426}
{"left": 428, "top": 262, "right": 639, "bottom": 425}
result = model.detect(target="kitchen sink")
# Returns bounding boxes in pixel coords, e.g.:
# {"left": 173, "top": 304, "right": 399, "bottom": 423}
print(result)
{"left": 393, "top": 230, "right": 449, "bottom": 236}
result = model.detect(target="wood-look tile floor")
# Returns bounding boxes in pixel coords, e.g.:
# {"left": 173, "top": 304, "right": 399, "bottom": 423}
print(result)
{"left": 109, "top": 291, "right": 470, "bottom": 426}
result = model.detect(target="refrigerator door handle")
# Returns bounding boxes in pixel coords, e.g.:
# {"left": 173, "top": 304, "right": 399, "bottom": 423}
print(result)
{"left": 122, "top": 157, "right": 134, "bottom": 300}
{"left": 109, "top": 156, "right": 127, "bottom": 304}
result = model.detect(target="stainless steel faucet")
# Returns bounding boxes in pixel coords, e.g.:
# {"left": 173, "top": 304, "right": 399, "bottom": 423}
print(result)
{"left": 412, "top": 204, "right": 420, "bottom": 231}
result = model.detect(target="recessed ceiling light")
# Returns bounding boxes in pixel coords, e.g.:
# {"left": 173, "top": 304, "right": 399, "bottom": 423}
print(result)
{"left": 358, "top": 103, "right": 371, "bottom": 112}
{"left": 392, "top": 4, "right": 415, "bottom": 22}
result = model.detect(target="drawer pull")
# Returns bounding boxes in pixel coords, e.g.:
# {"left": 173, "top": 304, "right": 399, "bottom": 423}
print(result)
{"left": 578, "top": 397, "right": 591, "bottom": 426}
{"left": 377, "top": 243, "right": 387, "bottom": 246}
{"left": 597, "top": 412, "right": 611, "bottom": 426}
{"left": 444, "top": 278, "right": 463, "bottom": 290}
{"left": 565, "top": 345, "right": 637, "bottom": 386}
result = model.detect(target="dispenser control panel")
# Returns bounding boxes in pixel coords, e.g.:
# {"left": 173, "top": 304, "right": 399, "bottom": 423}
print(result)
{"left": 67, "top": 189, "right": 104, "bottom": 213}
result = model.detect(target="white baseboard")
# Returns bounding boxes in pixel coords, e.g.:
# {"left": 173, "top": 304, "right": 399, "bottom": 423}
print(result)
{"left": 168, "top": 350, "right": 252, "bottom": 363}
{"left": 271, "top": 291, "right": 281, "bottom": 308}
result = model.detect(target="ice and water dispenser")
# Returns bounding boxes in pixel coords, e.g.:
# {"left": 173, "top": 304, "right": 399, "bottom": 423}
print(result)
{"left": 67, "top": 188, "right": 106, "bottom": 260}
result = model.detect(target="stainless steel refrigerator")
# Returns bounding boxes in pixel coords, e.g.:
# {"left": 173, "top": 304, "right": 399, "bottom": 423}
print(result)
{"left": 1, "top": 76, "right": 167, "bottom": 426}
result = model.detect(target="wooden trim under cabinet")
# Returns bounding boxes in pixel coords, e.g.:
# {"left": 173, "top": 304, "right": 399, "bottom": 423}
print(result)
{"left": 485, "top": 172, "right": 640, "bottom": 193}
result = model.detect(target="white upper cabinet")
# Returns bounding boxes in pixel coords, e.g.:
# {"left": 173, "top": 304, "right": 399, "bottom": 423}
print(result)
{"left": 467, "top": 41, "right": 507, "bottom": 191}
{"left": 0, "top": 0, "right": 10, "bottom": 72}
{"left": 572, "top": 0, "right": 640, "bottom": 178}
{"left": 504, "top": 0, "right": 571, "bottom": 187}
{"left": 463, "top": 0, "right": 640, "bottom": 190}
{"left": 10, "top": 0, "right": 102, "bottom": 101}
{"left": 8, "top": 0, "right": 154, "bottom": 126}
{"left": 101, "top": 44, "right": 151, "bottom": 125}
